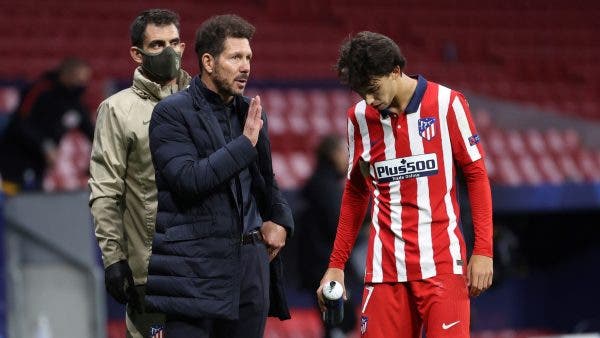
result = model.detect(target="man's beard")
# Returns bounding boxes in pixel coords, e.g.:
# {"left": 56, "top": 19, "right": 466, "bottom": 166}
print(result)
{"left": 212, "top": 66, "right": 246, "bottom": 99}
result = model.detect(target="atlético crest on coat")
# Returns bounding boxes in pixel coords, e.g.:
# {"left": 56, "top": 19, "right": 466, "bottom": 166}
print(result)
{"left": 361, "top": 316, "right": 369, "bottom": 335}
{"left": 418, "top": 117, "right": 437, "bottom": 141}
{"left": 150, "top": 324, "right": 164, "bottom": 338}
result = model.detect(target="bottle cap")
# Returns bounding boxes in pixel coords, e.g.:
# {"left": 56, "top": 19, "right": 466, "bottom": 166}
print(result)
{"left": 323, "top": 280, "right": 343, "bottom": 300}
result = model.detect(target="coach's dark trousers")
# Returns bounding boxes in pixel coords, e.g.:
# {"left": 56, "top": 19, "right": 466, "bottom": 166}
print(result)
{"left": 165, "top": 240, "right": 270, "bottom": 338}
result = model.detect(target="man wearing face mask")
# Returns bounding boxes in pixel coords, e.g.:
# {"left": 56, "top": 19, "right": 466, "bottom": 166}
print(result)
{"left": 88, "top": 8, "right": 191, "bottom": 338}
{"left": 0, "top": 57, "right": 94, "bottom": 194}
{"left": 144, "top": 14, "right": 293, "bottom": 337}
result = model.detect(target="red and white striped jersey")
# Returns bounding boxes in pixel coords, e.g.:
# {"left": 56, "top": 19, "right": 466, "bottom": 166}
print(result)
{"left": 330, "top": 76, "right": 492, "bottom": 283}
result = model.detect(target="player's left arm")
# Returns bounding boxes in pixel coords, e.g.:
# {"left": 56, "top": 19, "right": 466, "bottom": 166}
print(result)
{"left": 447, "top": 92, "right": 494, "bottom": 297}
{"left": 462, "top": 160, "right": 493, "bottom": 297}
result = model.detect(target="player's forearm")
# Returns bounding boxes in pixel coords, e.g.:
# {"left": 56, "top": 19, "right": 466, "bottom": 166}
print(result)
{"left": 329, "top": 175, "right": 370, "bottom": 269}
{"left": 463, "top": 159, "right": 494, "bottom": 257}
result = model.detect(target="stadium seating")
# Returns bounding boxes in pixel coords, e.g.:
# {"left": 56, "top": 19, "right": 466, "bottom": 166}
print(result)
{"left": 1, "top": 0, "right": 599, "bottom": 188}
{"left": 4, "top": 84, "right": 599, "bottom": 191}
{"left": 0, "top": 0, "right": 597, "bottom": 119}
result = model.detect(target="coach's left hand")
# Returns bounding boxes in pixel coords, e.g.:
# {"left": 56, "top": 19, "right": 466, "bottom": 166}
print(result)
{"left": 467, "top": 254, "right": 493, "bottom": 297}
{"left": 261, "top": 221, "right": 287, "bottom": 261}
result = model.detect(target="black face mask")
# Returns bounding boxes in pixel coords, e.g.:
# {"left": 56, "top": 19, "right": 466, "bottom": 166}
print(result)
{"left": 135, "top": 46, "right": 181, "bottom": 82}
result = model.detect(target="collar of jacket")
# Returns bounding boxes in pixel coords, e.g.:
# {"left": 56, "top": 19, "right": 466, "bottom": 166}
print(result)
{"left": 197, "top": 78, "right": 230, "bottom": 107}
{"left": 131, "top": 67, "right": 191, "bottom": 101}
{"left": 190, "top": 76, "right": 250, "bottom": 117}
{"left": 188, "top": 76, "right": 230, "bottom": 149}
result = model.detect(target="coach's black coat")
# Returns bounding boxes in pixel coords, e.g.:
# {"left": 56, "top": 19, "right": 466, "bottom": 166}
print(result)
{"left": 145, "top": 76, "right": 293, "bottom": 320}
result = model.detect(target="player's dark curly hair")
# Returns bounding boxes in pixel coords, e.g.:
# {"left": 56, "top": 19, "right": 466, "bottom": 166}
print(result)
{"left": 336, "top": 31, "right": 406, "bottom": 95}
{"left": 130, "top": 9, "right": 181, "bottom": 48}
{"left": 195, "top": 14, "right": 255, "bottom": 71}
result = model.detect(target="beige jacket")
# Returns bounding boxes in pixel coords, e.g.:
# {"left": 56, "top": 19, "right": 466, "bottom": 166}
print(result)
{"left": 89, "top": 68, "right": 191, "bottom": 285}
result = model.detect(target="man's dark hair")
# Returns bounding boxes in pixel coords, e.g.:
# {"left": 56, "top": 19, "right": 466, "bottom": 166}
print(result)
{"left": 194, "top": 14, "right": 255, "bottom": 69}
{"left": 130, "top": 9, "right": 180, "bottom": 48}
{"left": 336, "top": 31, "right": 406, "bottom": 95}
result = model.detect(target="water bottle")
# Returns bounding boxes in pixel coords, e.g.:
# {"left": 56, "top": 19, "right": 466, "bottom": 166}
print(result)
{"left": 322, "top": 280, "right": 344, "bottom": 325}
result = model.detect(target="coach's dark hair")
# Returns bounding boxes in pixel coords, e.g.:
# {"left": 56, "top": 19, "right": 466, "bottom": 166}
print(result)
{"left": 336, "top": 31, "right": 406, "bottom": 95}
{"left": 130, "top": 9, "right": 180, "bottom": 48}
{"left": 195, "top": 14, "right": 255, "bottom": 71}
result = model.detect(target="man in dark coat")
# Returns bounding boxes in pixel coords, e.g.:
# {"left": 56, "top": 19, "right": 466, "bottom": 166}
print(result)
{"left": 145, "top": 14, "right": 294, "bottom": 338}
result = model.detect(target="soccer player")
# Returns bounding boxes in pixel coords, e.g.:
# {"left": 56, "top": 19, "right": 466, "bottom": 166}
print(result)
{"left": 317, "top": 31, "right": 494, "bottom": 338}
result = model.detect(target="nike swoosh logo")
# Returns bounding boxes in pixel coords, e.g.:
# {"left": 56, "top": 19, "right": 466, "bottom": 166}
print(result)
{"left": 442, "top": 321, "right": 460, "bottom": 330}
{"left": 143, "top": 120, "right": 150, "bottom": 125}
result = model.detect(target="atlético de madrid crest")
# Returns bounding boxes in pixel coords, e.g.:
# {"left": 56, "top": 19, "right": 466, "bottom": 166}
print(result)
{"left": 418, "top": 117, "right": 436, "bottom": 141}
{"left": 361, "top": 315, "right": 368, "bottom": 335}
{"left": 150, "top": 324, "right": 164, "bottom": 338}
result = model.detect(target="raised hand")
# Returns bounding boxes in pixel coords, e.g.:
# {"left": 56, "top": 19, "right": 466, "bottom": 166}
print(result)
{"left": 243, "top": 95, "right": 263, "bottom": 146}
